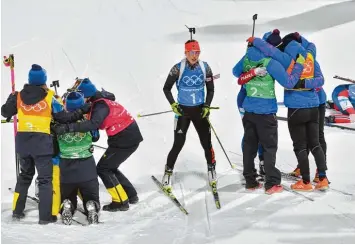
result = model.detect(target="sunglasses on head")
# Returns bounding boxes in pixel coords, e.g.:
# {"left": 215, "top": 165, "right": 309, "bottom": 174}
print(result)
{"left": 187, "top": 50, "right": 200, "bottom": 56}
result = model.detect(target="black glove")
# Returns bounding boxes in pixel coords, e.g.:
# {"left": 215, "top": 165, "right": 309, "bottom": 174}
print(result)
{"left": 293, "top": 79, "right": 305, "bottom": 89}
{"left": 78, "top": 103, "right": 92, "bottom": 114}
{"left": 325, "top": 101, "right": 334, "bottom": 109}
{"left": 325, "top": 116, "right": 335, "bottom": 124}
{"left": 53, "top": 124, "right": 72, "bottom": 135}
{"left": 6, "top": 117, "right": 12, "bottom": 122}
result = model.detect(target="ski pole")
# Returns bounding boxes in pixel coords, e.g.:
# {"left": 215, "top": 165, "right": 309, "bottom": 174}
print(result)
{"left": 207, "top": 118, "right": 237, "bottom": 169}
{"left": 247, "top": 14, "right": 258, "bottom": 50}
{"left": 137, "top": 107, "right": 220, "bottom": 118}
{"left": 333, "top": 75, "right": 355, "bottom": 84}
{"left": 3, "top": 54, "right": 20, "bottom": 179}
{"left": 50, "top": 80, "right": 60, "bottom": 95}
{"left": 93, "top": 144, "right": 107, "bottom": 150}
{"left": 137, "top": 110, "right": 172, "bottom": 118}
{"left": 1, "top": 119, "right": 18, "bottom": 123}
{"left": 251, "top": 14, "right": 258, "bottom": 37}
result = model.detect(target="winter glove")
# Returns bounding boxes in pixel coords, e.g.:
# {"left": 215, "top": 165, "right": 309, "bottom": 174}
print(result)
{"left": 171, "top": 102, "right": 183, "bottom": 116}
{"left": 325, "top": 116, "right": 335, "bottom": 124}
{"left": 325, "top": 100, "right": 334, "bottom": 109}
{"left": 246, "top": 37, "right": 255, "bottom": 44}
{"left": 295, "top": 54, "right": 306, "bottom": 65}
{"left": 78, "top": 102, "right": 92, "bottom": 114}
{"left": 293, "top": 79, "right": 305, "bottom": 89}
{"left": 52, "top": 123, "right": 73, "bottom": 135}
{"left": 253, "top": 67, "right": 267, "bottom": 77}
{"left": 201, "top": 105, "right": 210, "bottom": 118}
{"left": 350, "top": 114, "right": 355, "bottom": 123}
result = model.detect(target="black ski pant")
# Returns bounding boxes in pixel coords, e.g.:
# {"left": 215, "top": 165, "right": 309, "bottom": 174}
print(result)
{"left": 13, "top": 154, "right": 53, "bottom": 222}
{"left": 288, "top": 107, "right": 327, "bottom": 182}
{"left": 61, "top": 179, "right": 100, "bottom": 214}
{"left": 242, "top": 112, "right": 280, "bottom": 190}
{"left": 97, "top": 144, "right": 139, "bottom": 203}
{"left": 166, "top": 105, "right": 215, "bottom": 170}
{"left": 317, "top": 103, "right": 327, "bottom": 167}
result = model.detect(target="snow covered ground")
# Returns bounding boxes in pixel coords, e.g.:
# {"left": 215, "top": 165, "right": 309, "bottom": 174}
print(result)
{"left": 1, "top": 0, "right": 355, "bottom": 243}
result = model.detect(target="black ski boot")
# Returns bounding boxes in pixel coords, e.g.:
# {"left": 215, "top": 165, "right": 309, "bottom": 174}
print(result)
{"left": 103, "top": 201, "right": 129, "bottom": 212}
{"left": 162, "top": 165, "right": 173, "bottom": 191}
{"left": 38, "top": 215, "right": 57, "bottom": 225}
{"left": 61, "top": 199, "right": 74, "bottom": 225}
{"left": 86, "top": 200, "right": 100, "bottom": 224}
{"left": 129, "top": 196, "right": 139, "bottom": 204}
{"left": 259, "top": 160, "right": 266, "bottom": 176}
{"left": 12, "top": 212, "right": 25, "bottom": 221}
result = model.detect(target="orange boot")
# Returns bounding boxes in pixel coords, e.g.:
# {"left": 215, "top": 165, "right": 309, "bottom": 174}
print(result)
{"left": 315, "top": 178, "right": 329, "bottom": 191}
{"left": 313, "top": 169, "right": 319, "bottom": 183}
{"left": 290, "top": 167, "right": 301, "bottom": 177}
{"left": 265, "top": 185, "right": 283, "bottom": 195}
{"left": 291, "top": 180, "right": 313, "bottom": 192}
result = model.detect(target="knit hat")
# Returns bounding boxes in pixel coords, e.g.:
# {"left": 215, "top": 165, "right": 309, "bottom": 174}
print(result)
{"left": 282, "top": 32, "right": 301, "bottom": 47}
{"left": 28, "top": 64, "right": 47, "bottom": 85}
{"left": 262, "top": 29, "right": 282, "bottom": 47}
{"left": 77, "top": 78, "right": 97, "bottom": 98}
{"left": 349, "top": 85, "right": 355, "bottom": 101}
{"left": 65, "top": 91, "right": 85, "bottom": 112}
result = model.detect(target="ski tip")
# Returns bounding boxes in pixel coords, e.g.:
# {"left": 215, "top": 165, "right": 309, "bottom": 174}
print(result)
{"left": 137, "top": 114, "right": 141, "bottom": 118}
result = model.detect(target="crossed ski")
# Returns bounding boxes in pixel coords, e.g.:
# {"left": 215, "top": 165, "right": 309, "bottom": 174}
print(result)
{"left": 151, "top": 174, "right": 221, "bottom": 215}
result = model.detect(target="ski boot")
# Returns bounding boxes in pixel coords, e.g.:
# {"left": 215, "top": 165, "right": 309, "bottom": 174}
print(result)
{"left": 12, "top": 212, "right": 25, "bottom": 221}
{"left": 102, "top": 201, "right": 129, "bottom": 212}
{"left": 291, "top": 180, "right": 313, "bottom": 192}
{"left": 207, "top": 163, "right": 217, "bottom": 186}
{"left": 313, "top": 169, "right": 319, "bottom": 183}
{"left": 35, "top": 179, "right": 39, "bottom": 198}
{"left": 289, "top": 167, "right": 301, "bottom": 177}
{"left": 265, "top": 185, "right": 283, "bottom": 195}
{"left": 61, "top": 199, "right": 74, "bottom": 225}
{"left": 259, "top": 160, "right": 265, "bottom": 176}
{"left": 246, "top": 182, "right": 263, "bottom": 191}
{"left": 162, "top": 165, "right": 173, "bottom": 192}
{"left": 129, "top": 196, "right": 139, "bottom": 204}
{"left": 86, "top": 200, "right": 100, "bottom": 224}
{"left": 315, "top": 177, "right": 329, "bottom": 191}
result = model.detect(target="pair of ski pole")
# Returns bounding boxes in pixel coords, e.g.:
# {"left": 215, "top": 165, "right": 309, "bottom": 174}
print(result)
{"left": 136, "top": 106, "right": 237, "bottom": 170}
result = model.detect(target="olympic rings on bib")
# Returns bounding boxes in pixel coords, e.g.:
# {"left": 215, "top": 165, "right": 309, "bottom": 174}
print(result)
{"left": 59, "top": 132, "right": 87, "bottom": 143}
{"left": 20, "top": 101, "right": 47, "bottom": 112}
{"left": 181, "top": 74, "right": 204, "bottom": 86}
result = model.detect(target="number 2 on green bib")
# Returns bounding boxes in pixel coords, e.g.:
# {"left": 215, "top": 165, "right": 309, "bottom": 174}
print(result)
{"left": 245, "top": 79, "right": 276, "bottom": 99}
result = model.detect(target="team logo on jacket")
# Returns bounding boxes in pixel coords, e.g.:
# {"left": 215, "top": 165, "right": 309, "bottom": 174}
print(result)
{"left": 20, "top": 101, "right": 47, "bottom": 112}
{"left": 59, "top": 132, "right": 87, "bottom": 143}
{"left": 181, "top": 74, "right": 204, "bottom": 86}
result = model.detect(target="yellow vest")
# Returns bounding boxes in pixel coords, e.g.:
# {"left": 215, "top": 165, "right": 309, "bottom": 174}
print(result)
{"left": 17, "top": 90, "right": 54, "bottom": 134}
{"left": 285, "top": 52, "right": 315, "bottom": 91}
